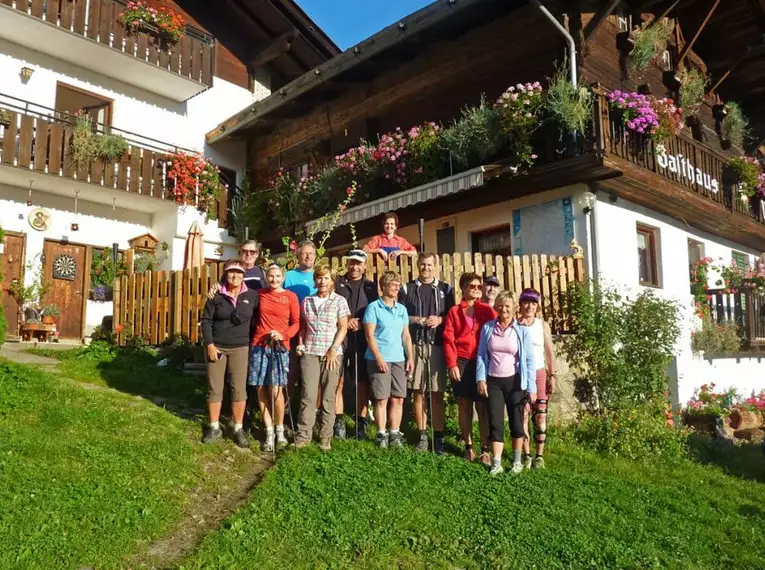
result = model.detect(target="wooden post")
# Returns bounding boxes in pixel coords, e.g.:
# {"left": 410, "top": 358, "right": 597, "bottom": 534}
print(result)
{"left": 113, "top": 274, "right": 122, "bottom": 345}
{"left": 125, "top": 248, "right": 135, "bottom": 274}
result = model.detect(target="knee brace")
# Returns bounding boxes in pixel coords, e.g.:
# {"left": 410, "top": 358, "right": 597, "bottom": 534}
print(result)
{"left": 534, "top": 399, "right": 548, "bottom": 444}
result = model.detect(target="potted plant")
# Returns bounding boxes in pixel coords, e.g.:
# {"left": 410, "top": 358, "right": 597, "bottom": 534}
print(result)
{"left": 627, "top": 18, "right": 674, "bottom": 76}
{"left": 41, "top": 304, "right": 60, "bottom": 325}
{"left": 0, "top": 108, "right": 11, "bottom": 128}
{"left": 120, "top": 1, "right": 187, "bottom": 43}
{"left": 720, "top": 101, "right": 749, "bottom": 150}
{"left": 90, "top": 248, "right": 127, "bottom": 301}
{"left": 678, "top": 68, "right": 708, "bottom": 116}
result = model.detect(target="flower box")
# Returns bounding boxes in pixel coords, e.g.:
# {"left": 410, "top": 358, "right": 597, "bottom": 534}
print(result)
{"left": 42, "top": 315, "right": 55, "bottom": 325}
{"left": 682, "top": 413, "right": 717, "bottom": 434}
{"left": 728, "top": 408, "right": 764, "bottom": 430}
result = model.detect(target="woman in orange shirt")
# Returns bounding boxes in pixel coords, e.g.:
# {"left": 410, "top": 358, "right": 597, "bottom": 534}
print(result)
{"left": 249, "top": 264, "right": 300, "bottom": 452}
{"left": 363, "top": 212, "right": 417, "bottom": 261}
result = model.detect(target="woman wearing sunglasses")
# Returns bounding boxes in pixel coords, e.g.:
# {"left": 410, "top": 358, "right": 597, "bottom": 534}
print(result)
{"left": 201, "top": 259, "right": 260, "bottom": 448}
{"left": 443, "top": 272, "right": 497, "bottom": 465}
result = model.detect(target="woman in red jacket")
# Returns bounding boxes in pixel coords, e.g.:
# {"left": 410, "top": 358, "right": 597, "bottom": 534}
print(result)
{"left": 443, "top": 272, "right": 497, "bottom": 464}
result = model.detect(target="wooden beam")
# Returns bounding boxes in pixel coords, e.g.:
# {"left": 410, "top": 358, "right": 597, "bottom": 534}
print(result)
{"left": 584, "top": 0, "right": 622, "bottom": 40}
{"left": 705, "top": 44, "right": 757, "bottom": 95}
{"left": 249, "top": 28, "right": 298, "bottom": 67}
{"left": 677, "top": 0, "right": 721, "bottom": 67}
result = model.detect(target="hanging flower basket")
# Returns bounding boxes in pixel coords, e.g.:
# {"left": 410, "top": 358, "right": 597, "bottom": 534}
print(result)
{"left": 120, "top": 1, "right": 186, "bottom": 43}
{"left": 164, "top": 152, "right": 226, "bottom": 219}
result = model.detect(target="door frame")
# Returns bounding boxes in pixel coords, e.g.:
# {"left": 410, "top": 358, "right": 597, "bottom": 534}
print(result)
{"left": 43, "top": 238, "right": 92, "bottom": 339}
{"left": 1, "top": 230, "right": 27, "bottom": 338}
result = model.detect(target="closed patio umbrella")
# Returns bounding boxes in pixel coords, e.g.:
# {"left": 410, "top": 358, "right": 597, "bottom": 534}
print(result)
{"left": 184, "top": 221, "right": 204, "bottom": 270}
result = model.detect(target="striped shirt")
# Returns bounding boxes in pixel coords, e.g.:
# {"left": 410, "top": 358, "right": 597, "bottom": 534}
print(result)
{"left": 302, "top": 292, "right": 351, "bottom": 356}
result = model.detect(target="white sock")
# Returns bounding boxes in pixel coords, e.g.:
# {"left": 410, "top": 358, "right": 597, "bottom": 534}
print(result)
{"left": 210, "top": 421, "right": 220, "bottom": 429}
{"left": 276, "top": 424, "right": 285, "bottom": 433}
{"left": 390, "top": 429, "right": 401, "bottom": 435}
{"left": 266, "top": 426, "right": 274, "bottom": 435}
{"left": 234, "top": 423, "right": 243, "bottom": 432}
{"left": 378, "top": 429, "right": 387, "bottom": 436}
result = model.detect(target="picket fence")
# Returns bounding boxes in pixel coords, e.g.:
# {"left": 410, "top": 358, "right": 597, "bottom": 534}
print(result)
{"left": 112, "top": 252, "right": 586, "bottom": 346}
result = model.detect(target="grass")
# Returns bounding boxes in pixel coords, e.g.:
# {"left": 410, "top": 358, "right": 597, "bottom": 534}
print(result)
{"left": 0, "top": 352, "right": 253, "bottom": 570}
{"left": 181, "top": 437, "right": 765, "bottom": 570}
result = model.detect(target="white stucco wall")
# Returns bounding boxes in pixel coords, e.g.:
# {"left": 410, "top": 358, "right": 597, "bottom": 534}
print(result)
{"left": 590, "top": 193, "right": 764, "bottom": 408}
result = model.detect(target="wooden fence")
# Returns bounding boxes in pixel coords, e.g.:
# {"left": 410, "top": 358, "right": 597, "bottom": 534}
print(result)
{"left": 707, "top": 288, "right": 765, "bottom": 349}
{"left": 113, "top": 252, "right": 586, "bottom": 346}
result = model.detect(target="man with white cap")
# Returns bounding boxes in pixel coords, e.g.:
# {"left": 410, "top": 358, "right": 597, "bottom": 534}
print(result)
{"left": 334, "top": 249, "right": 379, "bottom": 439}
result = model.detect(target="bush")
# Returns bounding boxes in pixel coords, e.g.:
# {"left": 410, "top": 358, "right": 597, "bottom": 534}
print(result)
{"left": 439, "top": 96, "right": 505, "bottom": 170}
{"left": 691, "top": 314, "right": 742, "bottom": 355}
{"left": 569, "top": 400, "right": 689, "bottom": 461}
{"left": 562, "top": 281, "right": 681, "bottom": 412}
{"left": 629, "top": 18, "right": 673, "bottom": 75}
{"left": 545, "top": 62, "right": 592, "bottom": 133}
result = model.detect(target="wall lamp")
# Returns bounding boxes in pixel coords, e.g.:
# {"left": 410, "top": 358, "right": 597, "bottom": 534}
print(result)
{"left": 20, "top": 66, "right": 34, "bottom": 83}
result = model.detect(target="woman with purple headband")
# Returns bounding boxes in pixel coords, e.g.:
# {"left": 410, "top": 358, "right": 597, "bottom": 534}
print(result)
{"left": 518, "top": 288, "right": 557, "bottom": 469}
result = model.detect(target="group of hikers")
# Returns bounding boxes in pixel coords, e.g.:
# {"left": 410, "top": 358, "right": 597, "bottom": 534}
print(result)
{"left": 201, "top": 212, "right": 557, "bottom": 475}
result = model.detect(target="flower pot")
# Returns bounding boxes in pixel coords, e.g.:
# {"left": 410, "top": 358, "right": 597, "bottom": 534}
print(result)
{"left": 91, "top": 286, "right": 113, "bottom": 302}
{"left": 616, "top": 31, "right": 634, "bottom": 54}
{"left": 712, "top": 104, "right": 728, "bottom": 122}
{"left": 42, "top": 315, "right": 55, "bottom": 325}
{"left": 662, "top": 70, "right": 681, "bottom": 91}
{"left": 729, "top": 408, "right": 764, "bottom": 430}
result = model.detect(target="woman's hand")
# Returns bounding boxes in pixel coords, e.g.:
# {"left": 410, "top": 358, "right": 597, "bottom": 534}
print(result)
{"left": 206, "top": 344, "right": 220, "bottom": 362}
{"left": 348, "top": 317, "right": 360, "bottom": 332}
{"left": 389, "top": 251, "right": 398, "bottom": 261}
{"left": 325, "top": 347, "right": 339, "bottom": 371}
{"left": 376, "top": 357, "right": 388, "bottom": 373}
{"left": 378, "top": 250, "right": 389, "bottom": 261}
{"left": 448, "top": 366, "right": 461, "bottom": 382}
{"left": 405, "top": 359, "right": 414, "bottom": 375}
{"left": 269, "top": 330, "right": 283, "bottom": 342}
{"left": 477, "top": 382, "right": 488, "bottom": 398}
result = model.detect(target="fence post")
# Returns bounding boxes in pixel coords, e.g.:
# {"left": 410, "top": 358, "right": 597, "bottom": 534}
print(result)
{"left": 113, "top": 274, "right": 122, "bottom": 346}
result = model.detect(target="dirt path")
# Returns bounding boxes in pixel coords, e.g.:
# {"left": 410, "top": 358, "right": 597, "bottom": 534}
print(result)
{"left": 2, "top": 344, "right": 276, "bottom": 569}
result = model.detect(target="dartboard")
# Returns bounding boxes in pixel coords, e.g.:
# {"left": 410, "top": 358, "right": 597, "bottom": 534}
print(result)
{"left": 53, "top": 254, "right": 77, "bottom": 281}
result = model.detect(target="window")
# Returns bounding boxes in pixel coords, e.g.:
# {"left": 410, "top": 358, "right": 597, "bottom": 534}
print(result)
{"left": 55, "top": 83, "right": 113, "bottom": 129}
{"left": 471, "top": 225, "right": 512, "bottom": 257}
{"left": 636, "top": 224, "right": 660, "bottom": 287}
{"left": 688, "top": 239, "right": 704, "bottom": 267}
{"left": 436, "top": 225, "right": 455, "bottom": 255}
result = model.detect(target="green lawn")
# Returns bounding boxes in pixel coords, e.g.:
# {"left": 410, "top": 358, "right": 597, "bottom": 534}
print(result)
{"left": 180, "top": 438, "right": 765, "bottom": 570}
{"left": 0, "top": 356, "right": 253, "bottom": 570}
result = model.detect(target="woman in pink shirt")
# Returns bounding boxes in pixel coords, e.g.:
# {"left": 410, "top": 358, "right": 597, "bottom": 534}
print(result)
{"left": 476, "top": 291, "right": 536, "bottom": 476}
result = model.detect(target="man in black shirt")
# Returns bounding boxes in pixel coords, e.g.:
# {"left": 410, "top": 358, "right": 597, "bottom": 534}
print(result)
{"left": 335, "top": 249, "right": 379, "bottom": 439}
{"left": 400, "top": 252, "right": 455, "bottom": 454}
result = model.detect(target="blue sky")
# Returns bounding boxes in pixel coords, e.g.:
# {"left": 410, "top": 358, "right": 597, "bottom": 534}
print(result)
{"left": 297, "top": 0, "right": 434, "bottom": 50}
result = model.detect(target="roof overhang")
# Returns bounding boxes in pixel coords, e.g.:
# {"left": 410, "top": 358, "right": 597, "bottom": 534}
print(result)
{"left": 306, "top": 165, "right": 502, "bottom": 235}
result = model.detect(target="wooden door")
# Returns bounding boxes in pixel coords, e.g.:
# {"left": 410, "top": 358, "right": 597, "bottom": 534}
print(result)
{"left": 43, "top": 240, "right": 86, "bottom": 338}
{"left": 1, "top": 232, "right": 26, "bottom": 337}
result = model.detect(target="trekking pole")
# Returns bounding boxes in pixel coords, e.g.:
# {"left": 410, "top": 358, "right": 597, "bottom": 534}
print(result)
{"left": 268, "top": 341, "right": 276, "bottom": 463}
{"left": 354, "top": 340, "right": 359, "bottom": 441}
{"left": 427, "top": 344, "right": 435, "bottom": 453}
{"left": 275, "top": 338, "right": 297, "bottom": 437}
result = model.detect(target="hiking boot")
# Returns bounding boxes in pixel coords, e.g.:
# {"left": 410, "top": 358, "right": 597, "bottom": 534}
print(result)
{"left": 434, "top": 436, "right": 445, "bottom": 456}
{"left": 355, "top": 418, "right": 369, "bottom": 440}
{"left": 291, "top": 440, "right": 310, "bottom": 450}
{"left": 389, "top": 431, "right": 404, "bottom": 449}
{"left": 521, "top": 454, "right": 533, "bottom": 470}
{"left": 510, "top": 462, "right": 523, "bottom": 475}
{"left": 532, "top": 456, "right": 545, "bottom": 470}
{"left": 201, "top": 425, "right": 222, "bottom": 444}
{"left": 489, "top": 462, "right": 504, "bottom": 476}
{"left": 319, "top": 438, "right": 332, "bottom": 452}
{"left": 275, "top": 429, "right": 288, "bottom": 449}
{"left": 376, "top": 432, "right": 389, "bottom": 449}
{"left": 464, "top": 447, "right": 476, "bottom": 462}
{"left": 232, "top": 429, "right": 250, "bottom": 449}
{"left": 479, "top": 450, "right": 491, "bottom": 467}
{"left": 262, "top": 433, "right": 275, "bottom": 453}
{"left": 333, "top": 417, "right": 347, "bottom": 440}
{"left": 415, "top": 433, "right": 429, "bottom": 452}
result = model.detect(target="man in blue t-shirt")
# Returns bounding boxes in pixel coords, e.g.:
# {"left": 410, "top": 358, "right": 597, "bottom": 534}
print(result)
{"left": 284, "top": 240, "right": 317, "bottom": 304}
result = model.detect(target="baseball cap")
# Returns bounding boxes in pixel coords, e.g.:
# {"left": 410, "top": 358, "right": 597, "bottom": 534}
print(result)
{"left": 483, "top": 275, "right": 500, "bottom": 286}
{"left": 347, "top": 249, "right": 367, "bottom": 262}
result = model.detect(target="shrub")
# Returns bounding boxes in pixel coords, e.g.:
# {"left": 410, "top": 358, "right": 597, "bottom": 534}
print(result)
{"left": 545, "top": 62, "right": 593, "bottom": 133}
{"left": 133, "top": 252, "right": 158, "bottom": 274}
{"left": 629, "top": 18, "right": 674, "bottom": 75}
{"left": 691, "top": 314, "right": 742, "bottom": 355}
{"left": 722, "top": 102, "right": 749, "bottom": 148}
{"left": 70, "top": 115, "right": 98, "bottom": 168}
{"left": 562, "top": 281, "right": 680, "bottom": 412}
{"left": 96, "top": 133, "right": 128, "bottom": 162}
{"left": 569, "top": 400, "right": 689, "bottom": 461}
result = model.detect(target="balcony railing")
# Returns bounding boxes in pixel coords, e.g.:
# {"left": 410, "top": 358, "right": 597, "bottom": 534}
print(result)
{"left": 707, "top": 288, "right": 765, "bottom": 350}
{"left": 1, "top": 0, "right": 214, "bottom": 87}
{"left": 592, "top": 90, "right": 765, "bottom": 226}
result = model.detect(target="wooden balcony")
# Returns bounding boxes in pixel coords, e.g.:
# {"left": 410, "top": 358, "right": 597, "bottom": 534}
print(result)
{"left": 590, "top": 91, "right": 765, "bottom": 251}
{"left": 0, "top": 0, "right": 214, "bottom": 101}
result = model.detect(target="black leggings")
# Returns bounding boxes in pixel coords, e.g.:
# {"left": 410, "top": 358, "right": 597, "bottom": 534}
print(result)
{"left": 487, "top": 374, "right": 527, "bottom": 442}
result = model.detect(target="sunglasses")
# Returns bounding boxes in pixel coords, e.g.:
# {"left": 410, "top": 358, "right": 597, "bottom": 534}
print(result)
{"left": 467, "top": 284, "right": 482, "bottom": 290}
{"left": 240, "top": 249, "right": 258, "bottom": 255}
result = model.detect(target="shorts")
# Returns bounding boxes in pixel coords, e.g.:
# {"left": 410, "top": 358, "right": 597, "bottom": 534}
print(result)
{"left": 452, "top": 357, "right": 479, "bottom": 401}
{"left": 535, "top": 369, "right": 548, "bottom": 401}
{"left": 248, "top": 345, "right": 289, "bottom": 387}
{"left": 409, "top": 344, "right": 447, "bottom": 393}
{"left": 367, "top": 360, "right": 407, "bottom": 400}
{"left": 342, "top": 350, "right": 369, "bottom": 385}
{"left": 206, "top": 346, "right": 249, "bottom": 403}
